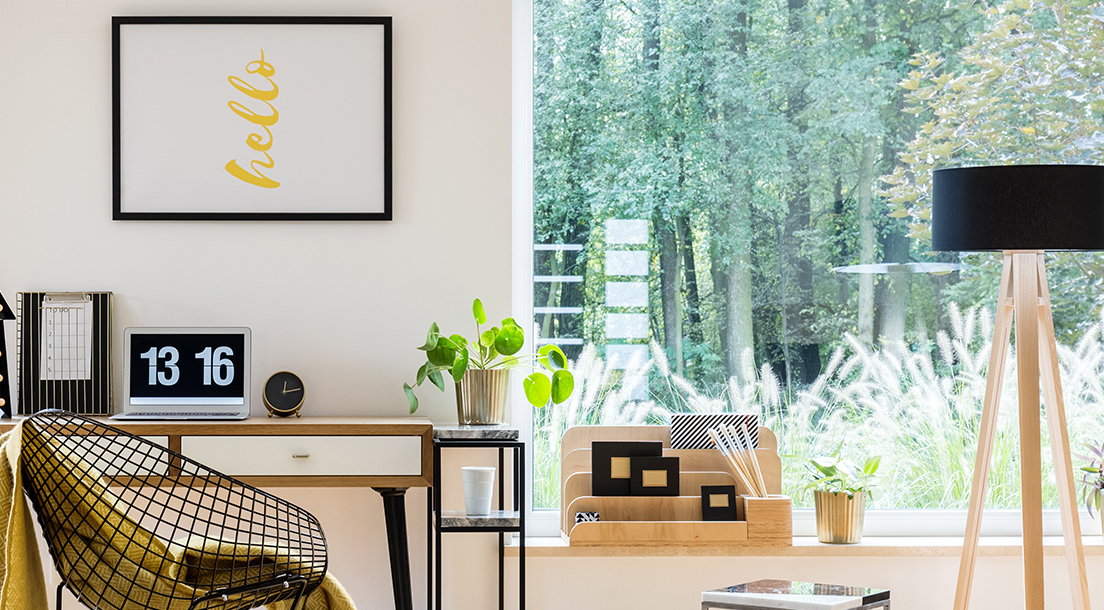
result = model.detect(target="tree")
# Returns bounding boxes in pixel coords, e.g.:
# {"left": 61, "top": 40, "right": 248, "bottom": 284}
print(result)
{"left": 879, "top": 0, "right": 1104, "bottom": 343}
{"left": 881, "top": 0, "right": 1104, "bottom": 239}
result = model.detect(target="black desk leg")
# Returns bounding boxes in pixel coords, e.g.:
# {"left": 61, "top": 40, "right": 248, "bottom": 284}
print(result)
{"left": 375, "top": 487, "right": 413, "bottom": 610}
{"left": 519, "top": 443, "right": 525, "bottom": 610}
{"left": 499, "top": 447, "right": 504, "bottom": 610}
{"left": 426, "top": 485, "right": 433, "bottom": 610}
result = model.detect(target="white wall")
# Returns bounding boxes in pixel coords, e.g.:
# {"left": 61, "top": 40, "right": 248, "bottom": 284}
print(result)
{"left": 0, "top": 0, "right": 512, "bottom": 425}
{"left": 517, "top": 553, "right": 1104, "bottom": 610}
{"left": 2, "top": 0, "right": 509, "bottom": 608}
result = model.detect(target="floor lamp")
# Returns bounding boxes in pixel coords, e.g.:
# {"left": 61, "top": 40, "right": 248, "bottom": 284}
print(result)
{"left": 933, "top": 164, "right": 1104, "bottom": 610}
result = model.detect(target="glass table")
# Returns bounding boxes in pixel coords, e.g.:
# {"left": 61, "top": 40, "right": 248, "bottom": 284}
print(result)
{"left": 702, "top": 579, "right": 890, "bottom": 610}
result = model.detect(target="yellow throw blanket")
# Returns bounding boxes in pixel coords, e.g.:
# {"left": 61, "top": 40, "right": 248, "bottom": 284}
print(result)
{"left": 0, "top": 421, "right": 48, "bottom": 610}
{"left": 0, "top": 420, "right": 356, "bottom": 610}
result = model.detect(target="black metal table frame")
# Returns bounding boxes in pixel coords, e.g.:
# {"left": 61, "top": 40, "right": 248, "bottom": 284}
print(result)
{"left": 428, "top": 439, "right": 525, "bottom": 610}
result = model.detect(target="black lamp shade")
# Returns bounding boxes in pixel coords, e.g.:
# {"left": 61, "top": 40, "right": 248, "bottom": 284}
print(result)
{"left": 931, "top": 164, "right": 1104, "bottom": 251}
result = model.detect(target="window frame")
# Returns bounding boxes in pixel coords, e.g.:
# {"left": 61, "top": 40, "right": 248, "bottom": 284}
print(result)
{"left": 510, "top": 0, "right": 1095, "bottom": 540}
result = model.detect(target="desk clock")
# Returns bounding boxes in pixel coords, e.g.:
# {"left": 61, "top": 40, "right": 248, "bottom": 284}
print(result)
{"left": 263, "top": 371, "right": 305, "bottom": 417}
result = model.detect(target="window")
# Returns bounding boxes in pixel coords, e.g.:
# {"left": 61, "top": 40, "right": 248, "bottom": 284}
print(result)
{"left": 522, "top": 0, "right": 1104, "bottom": 523}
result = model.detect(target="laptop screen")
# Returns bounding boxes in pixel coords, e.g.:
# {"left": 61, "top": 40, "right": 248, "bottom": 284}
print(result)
{"left": 123, "top": 327, "right": 251, "bottom": 411}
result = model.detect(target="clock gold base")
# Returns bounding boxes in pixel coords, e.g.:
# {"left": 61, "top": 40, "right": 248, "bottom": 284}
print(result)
{"left": 264, "top": 404, "right": 303, "bottom": 418}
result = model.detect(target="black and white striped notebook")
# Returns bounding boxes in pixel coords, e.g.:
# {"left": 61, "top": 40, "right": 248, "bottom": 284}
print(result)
{"left": 670, "top": 413, "right": 759, "bottom": 450}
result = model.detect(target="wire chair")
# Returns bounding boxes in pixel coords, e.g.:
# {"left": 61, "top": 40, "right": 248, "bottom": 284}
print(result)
{"left": 20, "top": 410, "right": 328, "bottom": 610}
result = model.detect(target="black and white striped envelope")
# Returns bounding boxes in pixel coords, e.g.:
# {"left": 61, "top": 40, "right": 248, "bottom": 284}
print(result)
{"left": 670, "top": 413, "right": 759, "bottom": 450}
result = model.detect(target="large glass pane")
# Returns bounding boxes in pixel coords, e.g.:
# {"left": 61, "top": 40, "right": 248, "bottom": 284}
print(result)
{"left": 532, "top": 0, "right": 1104, "bottom": 511}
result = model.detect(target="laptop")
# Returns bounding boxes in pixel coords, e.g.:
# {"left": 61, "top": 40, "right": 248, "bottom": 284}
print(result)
{"left": 112, "top": 327, "right": 251, "bottom": 420}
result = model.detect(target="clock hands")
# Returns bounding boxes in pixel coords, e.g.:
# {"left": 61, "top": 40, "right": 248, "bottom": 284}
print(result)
{"left": 280, "top": 380, "right": 302, "bottom": 395}
{"left": 266, "top": 374, "right": 304, "bottom": 418}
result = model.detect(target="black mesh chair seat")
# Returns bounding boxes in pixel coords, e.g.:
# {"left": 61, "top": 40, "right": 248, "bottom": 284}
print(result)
{"left": 19, "top": 411, "right": 327, "bottom": 610}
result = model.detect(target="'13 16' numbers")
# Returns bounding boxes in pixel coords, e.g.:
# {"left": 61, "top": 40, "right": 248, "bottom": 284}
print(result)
{"left": 140, "top": 346, "right": 234, "bottom": 386}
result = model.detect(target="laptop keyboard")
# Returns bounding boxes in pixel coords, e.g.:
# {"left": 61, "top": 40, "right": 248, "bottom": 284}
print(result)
{"left": 111, "top": 412, "right": 247, "bottom": 420}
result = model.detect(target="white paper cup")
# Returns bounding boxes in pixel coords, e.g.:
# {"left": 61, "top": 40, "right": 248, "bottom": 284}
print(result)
{"left": 461, "top": 466, "right": 496, "bottom": 516}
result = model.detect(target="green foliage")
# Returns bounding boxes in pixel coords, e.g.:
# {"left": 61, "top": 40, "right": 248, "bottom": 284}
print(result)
{"left": 533, "top": 304, "right": 1104, "bottom": 509}
{"left": 803, "top": 451, "right": 881, "bottom": 499}
{"left": 404, "top": 299, "right": 576, "bottom": 413}
{"left": 1077, "top": 440, "right": 1104, "bottom": 517}
{"left": 880, "top": 0, "right": 1104, "bottom": 239}
{"left": 529, "top": 0, "right": 1104, "bottom": 509}
{"left": 533, "top": 0, "right": 992, "bottom": 390}
{"left": 940, "top": 252, "right": 1104, "bottom": 345}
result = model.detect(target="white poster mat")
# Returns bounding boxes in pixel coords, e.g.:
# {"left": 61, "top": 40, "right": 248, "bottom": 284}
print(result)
{"left": 118, "top": 22, "right": 387, "bottom": 215}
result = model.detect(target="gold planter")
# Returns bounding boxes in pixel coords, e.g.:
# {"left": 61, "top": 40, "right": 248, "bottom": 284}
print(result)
{"left": 454, "top": 369, "right": 509, "bottom": 425}
{"left": 814, "top": 490, "right": 866, "bottom": 544}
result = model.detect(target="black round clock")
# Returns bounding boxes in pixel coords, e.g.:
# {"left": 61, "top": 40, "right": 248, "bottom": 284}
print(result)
{"left": 263, "top": 371, "right": 305, "bottom": 417}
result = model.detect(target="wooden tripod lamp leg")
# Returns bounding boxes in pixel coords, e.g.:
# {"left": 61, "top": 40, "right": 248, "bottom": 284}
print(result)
{"left": 1013, "top": 251, "right": 1046, "bottom": 609}
{"left": 953, "top": 253, "right": 1016, "bottom": 610}
{"left": 1035, "top": 255, "right": 1092, "bottom": 610}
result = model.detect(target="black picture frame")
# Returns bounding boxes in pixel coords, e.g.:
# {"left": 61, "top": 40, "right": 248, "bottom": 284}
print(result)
{"left": 630, "top": 456, "right": 680, "bottom": 496}
{"left": 591, "top": 441, "right": 663, "bottom": 496}
{"left": 701, "top": 485, "right": 739, "bottom": 521}
{"left": 112, "top": 16, "right": 393, "bottom": 221}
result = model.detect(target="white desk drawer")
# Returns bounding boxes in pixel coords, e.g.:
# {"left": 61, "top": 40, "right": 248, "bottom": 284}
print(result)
{"left": 181, "top": 435, "right": 423, "bottom": 476}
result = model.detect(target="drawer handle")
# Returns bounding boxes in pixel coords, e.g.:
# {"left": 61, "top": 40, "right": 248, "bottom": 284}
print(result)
{"left": 292, "top": 453, "right": 311, "bottom": 459}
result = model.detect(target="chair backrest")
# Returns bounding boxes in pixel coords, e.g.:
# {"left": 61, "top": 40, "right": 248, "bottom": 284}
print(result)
{"left": 20, "top": 411, "right": 327, "bottom": 610}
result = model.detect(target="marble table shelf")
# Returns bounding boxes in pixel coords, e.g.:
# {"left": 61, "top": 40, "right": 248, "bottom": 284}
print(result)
{"left": 439, "top": 510, "right": 521, "bottom": 528}
{"left": 433, "top": 425, "right": 519, "bottom": 440}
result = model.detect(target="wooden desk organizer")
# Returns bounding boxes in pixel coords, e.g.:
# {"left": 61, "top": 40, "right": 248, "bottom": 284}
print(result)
{"left": 560, "top": 425, "right": 792, "bottom": 547}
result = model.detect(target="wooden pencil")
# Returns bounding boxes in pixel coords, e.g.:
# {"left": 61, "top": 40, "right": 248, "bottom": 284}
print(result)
{"left": 708, "top": 428, "right": 758, "bottom": 496}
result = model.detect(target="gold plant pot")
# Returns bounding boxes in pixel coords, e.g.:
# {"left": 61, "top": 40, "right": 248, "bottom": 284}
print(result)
{"left": 454, "top": 369, "right": 509, "bottom": 425}
{"left": 814, "top": 490, "right": 866, "bottom": 544}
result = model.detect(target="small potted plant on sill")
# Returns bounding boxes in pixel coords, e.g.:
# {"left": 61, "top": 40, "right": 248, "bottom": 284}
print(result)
{"left": 803, "top": 450, "right": 881, "bottom": 544}
{"left": 403, "top": 298, "right": 575, "bottom": 424}
{"left": 1077, "top": 440, "right": 1104, "bottom": 535}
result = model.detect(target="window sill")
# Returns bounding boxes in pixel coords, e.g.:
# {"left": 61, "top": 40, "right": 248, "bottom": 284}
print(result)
{"left": 504, "top": 535, "right": 1104, "bottom": 558}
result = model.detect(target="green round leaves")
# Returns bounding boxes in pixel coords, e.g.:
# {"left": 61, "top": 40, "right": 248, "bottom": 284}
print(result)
{"left": 473, "top": 298, "right": 487, "bottom": 325}
{"left": 538, "top": 344, "right": 568, "bottom": 370}
{"left": 405, "top": 298, "right": 577, "bottom": 413}
{"left": 426, "top": 336, "right": 457, "bottom": 367}
{"left": 494, "top": 323, "right": 524, "bottom": 356}
{"left": 403, "top": 383, "right": 418, "bottom": 414}
{"left": 523, "top": 372, "right": 552, "bottom": 407}
{"left": 451, "top": 345, "right": 470, "bottom": 383}
{"left": 551, "top": 369, "right": 574, "bottom": 403}
{"left": 523, "top": 369, "right": 576, "bottom": 407}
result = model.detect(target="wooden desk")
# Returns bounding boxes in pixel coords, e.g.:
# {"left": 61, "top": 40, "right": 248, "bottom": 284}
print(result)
{"left": 0, "top": 415, "right": 433, "bottom": 610}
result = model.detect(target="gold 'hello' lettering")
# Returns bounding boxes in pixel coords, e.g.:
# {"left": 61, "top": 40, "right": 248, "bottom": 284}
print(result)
{"left": 225, "top": 50, "right": 280, "bottom": 189}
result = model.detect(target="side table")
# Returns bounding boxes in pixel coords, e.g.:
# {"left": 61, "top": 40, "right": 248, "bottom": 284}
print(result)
{"left": 702, "top": 579, "right": 890, "bottom": 610}
{"left": 428, "top": 426, "right": 525, "bottom": 610}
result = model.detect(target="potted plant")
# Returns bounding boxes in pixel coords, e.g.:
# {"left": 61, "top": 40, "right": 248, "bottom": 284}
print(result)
{"left": 403, "top": 298, "right": 575, "bottom": 424}
{"left": 1077, "top": 441, "right": 1104, "bottom": 535}
{"left": 803, "top": 450, "right": 881, "bottom": 544}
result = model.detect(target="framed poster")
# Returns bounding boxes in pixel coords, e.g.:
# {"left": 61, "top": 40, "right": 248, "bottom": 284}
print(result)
{"left": 112, "top": 16, "right": 392, "bottom": 221}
